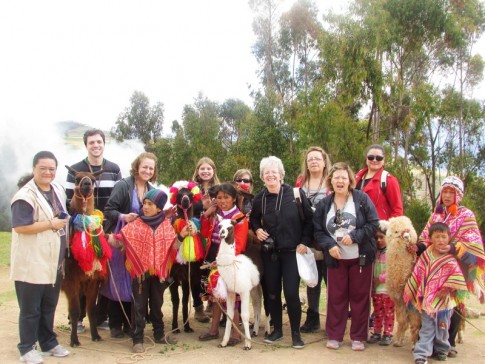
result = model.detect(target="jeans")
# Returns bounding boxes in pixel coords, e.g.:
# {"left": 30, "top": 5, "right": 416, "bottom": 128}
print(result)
{"left": 414, "top": 310, "right": 451, "bottom": 360}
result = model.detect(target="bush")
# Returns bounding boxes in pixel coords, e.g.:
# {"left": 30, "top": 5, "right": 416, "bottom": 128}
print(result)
{"left": 405, "top": 199, "right": 431, "bottom": 235}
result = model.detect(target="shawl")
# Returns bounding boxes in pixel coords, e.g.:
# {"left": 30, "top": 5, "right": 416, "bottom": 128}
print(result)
{"left": 116, "top": 218, "right": 176, "bottom": 279}
{"left": 419, "top": 206, "right": 485, "bottom": 301}
{"left": 404, "top": 250, "right": 467, "bottom": 314}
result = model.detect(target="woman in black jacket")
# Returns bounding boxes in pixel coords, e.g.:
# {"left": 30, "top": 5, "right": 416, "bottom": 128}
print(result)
{"left": 313, "top": 162, "right": 379, "bottom": 351}
{"left": 250, "top": 156, "right": 313, "bottom": 349}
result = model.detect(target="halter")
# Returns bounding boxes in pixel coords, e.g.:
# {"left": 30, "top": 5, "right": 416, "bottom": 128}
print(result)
{"left": 178, "top": 194, "right": 193, "bottom": 223}
{"left": 73, "top": 175, "right": 95, "bottom": 214}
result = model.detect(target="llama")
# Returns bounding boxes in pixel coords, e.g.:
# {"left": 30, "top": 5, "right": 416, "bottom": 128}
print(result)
{"left": 216, "top": 217, "right": 260, "bottom": 350}
{"left": 168, "top": 181, "right": 206, "bottom": 333}
{"left": 384, "top": 216, "right": 421, "bottom": 347}
{"left": 62, "top": 166, "right": 112, "bottom": 347}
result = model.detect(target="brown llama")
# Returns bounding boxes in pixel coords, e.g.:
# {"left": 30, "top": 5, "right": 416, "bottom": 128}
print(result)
{"left": 62, "top": 166, "right": 112, "bottom": 347}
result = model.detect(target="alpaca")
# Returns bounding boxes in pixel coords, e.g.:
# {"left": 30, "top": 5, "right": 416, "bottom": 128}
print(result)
{"left": 384, "top": 216, "right": 421, "bottom": 347}
{"left": 62, "top": 166, "right": 112, "bottom": 347}
{"left": 168, "top": 181, "right": 206, "bottom": 333}
{"left": 216, "top": 217, "right": 260, "bottom": 350}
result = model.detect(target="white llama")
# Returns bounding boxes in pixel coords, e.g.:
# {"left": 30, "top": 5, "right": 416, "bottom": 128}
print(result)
{"left": 217, "top": 217, "right": 260, "bottom": 350}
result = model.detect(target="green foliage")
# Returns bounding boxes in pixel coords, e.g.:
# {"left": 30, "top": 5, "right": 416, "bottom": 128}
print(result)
{"left": 462, "top": 175, "right": 485, "bottom": 234}
{"left": 0, "top": 232, "right": 11, "bottom": 267}
{"left": 404, "top": 199, "right": 431, "bottom": 236}
{"left": 111, "top": 90, "right": 164, "bottom": 148}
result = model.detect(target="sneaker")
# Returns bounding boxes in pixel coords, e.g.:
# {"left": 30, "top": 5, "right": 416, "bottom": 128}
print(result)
{"left": 20, "top": 348, "right": 43, "bottom": 364}
{"left": 41, "top": 344, "right": 70, "bottom": 357}
{"left": 76, "top": 321, "right": 85, "bottom": 334}
{"left": 415, "top": 359, "right": 428, "bottom": 364}
{"left": 351, "top": 340, "right": 365, "bottom": 351}
{"left": 132, "top": 343, "right": 145, "bottom": 353}
{"left": 291, "top": 331, "right": 304, "bottom": 349}
{"left": 264, "top": 330, "right": 283, "bottom": 344}
{"left": 448, "top": 347, "right": 458, "bottom": 358}
{"left": 97, "top": 320, "right": 109, "bottom": 330}
{"left": 432, "top": 352, "right": 448, "bottom": 361}
{"left": 367, "top": 332, "right": 381, "bottom": 344}
{"left": 326, "top": 340, "right": 342, "bottom": 350}
{"left": 379, "top": 335, "right": 392, "bottom": 346}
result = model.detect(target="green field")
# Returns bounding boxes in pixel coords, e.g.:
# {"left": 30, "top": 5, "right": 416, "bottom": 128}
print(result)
{"left": 0, "top": 232, "right": 10, "bottom": 267}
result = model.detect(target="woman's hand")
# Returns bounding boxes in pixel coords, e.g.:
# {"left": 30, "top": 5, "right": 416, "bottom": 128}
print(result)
{"left": 122, "top": 213, "right": 138, "bottom": 223}
{"left": 339, "top": 235, "right": 352, "bottom": 246}
{"left": 203, "top": 202, "right": 217, "bottom": 219}
{"left": 296, "top": 244, "right": 308, "bottom": 254}
{"left": 51, "top": 217, "right": 67, "bottom": 231}
{"left": 255, "top": 228, "right": 269, "bottom": 242}
{"left": 164, "top": 206, "right": 176, "bottom": 219}
{"left": 329, "top": 246, "right": 341, "bottom": 260}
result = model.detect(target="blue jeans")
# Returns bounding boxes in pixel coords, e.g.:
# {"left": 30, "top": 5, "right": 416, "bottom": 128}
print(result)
{"left": 15, "top": 273, "right": 62, "bottom": 355}
{"left": 414, "top": 309, "right": 452, "bottom": 360}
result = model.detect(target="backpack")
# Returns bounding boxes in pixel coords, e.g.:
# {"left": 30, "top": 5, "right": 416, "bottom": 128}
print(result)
{"left": 380, "top": 170, "right": 389, "bottom": 194}
{"left": 293, "top": 187, "right": 305, "bottom": 222}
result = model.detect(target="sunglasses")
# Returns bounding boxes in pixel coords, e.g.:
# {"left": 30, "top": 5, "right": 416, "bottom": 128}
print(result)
{"left": 367, "top": 155, "right": 384, "bottom": 162}
{"left": 334, "top": 209, "right": 343, "bottom": 226}
{"left": 235, "top": 178, "right": 252, "bottom": 183}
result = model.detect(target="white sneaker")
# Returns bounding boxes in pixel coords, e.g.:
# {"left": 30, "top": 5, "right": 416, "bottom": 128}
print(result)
{"left": 20, "top": 348, "right": 43, "bottom": 364}
{"left": 41, "top": 344, "right": 70, "bottom": 357}
{"left": 76, "top": 321, "right": 85, "bottom": 334}
{"left": 97, "top": 320, "right": 109, "bottom": 330}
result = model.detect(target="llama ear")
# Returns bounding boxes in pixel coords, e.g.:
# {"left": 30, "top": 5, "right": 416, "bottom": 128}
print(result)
{"left": 65, "top": 165, "right": 77, "bottom": 175}
{"left": 217, "top": 215, "right": 223, "bottom": 223}
{"left": 92, "top": 169, "right": 104, "bottom": 178}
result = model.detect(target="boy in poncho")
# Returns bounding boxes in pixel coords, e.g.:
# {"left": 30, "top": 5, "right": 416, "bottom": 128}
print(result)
{"left": 404, "top": 222, "right": 467, "bottom": 364}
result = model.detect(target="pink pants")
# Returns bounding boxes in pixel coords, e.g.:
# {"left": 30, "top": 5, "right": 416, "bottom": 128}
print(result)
{"left": 371, "top": 293, "right": 395, "bottom": 336}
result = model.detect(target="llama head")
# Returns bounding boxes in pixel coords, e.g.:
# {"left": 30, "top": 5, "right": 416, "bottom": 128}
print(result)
{"left": 387, "top": 216, "right": 417, "bottom": 247}
{"left": 169, "top": 181, "right": 201, "bottom": 219}
{"left": 218, "top": 216, "right": 236, "bottom": 244}
{"left": 66, "top": 165, "right": 103, "bottom": 200}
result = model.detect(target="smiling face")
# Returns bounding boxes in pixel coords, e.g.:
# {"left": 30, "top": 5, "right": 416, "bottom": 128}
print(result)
{"left": 142, "top": 199, "right": 161, "bottom": 217}
{"left": 331, "top": 169, "right": 350, "bottom": 196}
{"left": 262, "top": 166, "right": 282, "bottom": 190}
{"left": 440, "top": 187, "right": 456, "bottom": 208}
{"left": 216, "top": 190, "right": 236, "bottom": 211}
{"left": 33, "top": 158, "right": 57, "bottom": 190}
{"left": 137, "top": 158, "right": 156, "bottom": 182}
{"left": 366, "top": 148, "right": 385, "bottom": 173}
{"left": 306, "top": 150, "right": 325, "bottom": 175}
{"left": 198, "top": 163, "right": 214, "bottom": 183}
{"left": 85, "top": 134, "right": 105, "bottom": 160}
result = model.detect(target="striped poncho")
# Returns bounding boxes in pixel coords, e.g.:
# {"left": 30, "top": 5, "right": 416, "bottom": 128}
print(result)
{"left": 419, "top": 206, "right": 485, "bottom": 302}
{"left": 404, "top": 250, "right": 467, "bottom": 315}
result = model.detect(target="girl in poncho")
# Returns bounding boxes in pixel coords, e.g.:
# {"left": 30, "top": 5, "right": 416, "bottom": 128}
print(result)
{"left": 418, "top": 176, "right": 485, "bottom": 357}
{"left": 109, "top": 189, "right": 177, "bottom": 354}
{"left": 405, "top": 223, "right": 467, "bottom": 364}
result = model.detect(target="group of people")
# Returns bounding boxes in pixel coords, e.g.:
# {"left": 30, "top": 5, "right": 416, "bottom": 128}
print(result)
{"left": 10, "top": 129, "right": 485, "bottom": 363}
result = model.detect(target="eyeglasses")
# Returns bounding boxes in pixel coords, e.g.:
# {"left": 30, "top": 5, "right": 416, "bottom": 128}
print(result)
{"left": 334, "top": 209, "right": 343, "bottom": 226}
{"left": 307, "top": 157, "right": 323, "bottom": 162}
{"left": 367, "top": 155, "right": 384, "bottom": 162}
{"left": 235, "top": 178, "right": 252, "bottom": 183}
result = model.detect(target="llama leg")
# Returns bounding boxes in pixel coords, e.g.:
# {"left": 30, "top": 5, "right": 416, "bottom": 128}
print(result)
{"left": 409, "top": 311, "right": 422, "bottom": 347}
{"left": 393, "top": 304, "right": 409, "bottom": 347}
{"left": 240, "top": 291, "right": 252, "bottom": 350}
{"left": 85, "top": 280, "right": 102, "bottom": 342}
{"left": 250, "top": 285, "right": 262, "bottom": 337}
{"left": 181, "top": 280, "right": 193, "bottom": 332}
{"left": 169, "top": 283, "right": 180, "bottom": 333}
{"left": 65, "top": 287, "right": 82, "bottom": 347}
{"left": 220, "top": 294, "right": 235, "bottom": 348}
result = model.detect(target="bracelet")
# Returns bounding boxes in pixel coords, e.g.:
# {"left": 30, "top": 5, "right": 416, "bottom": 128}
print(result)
{"left": 177, "top": 234, "right": 184, "bottom": 242}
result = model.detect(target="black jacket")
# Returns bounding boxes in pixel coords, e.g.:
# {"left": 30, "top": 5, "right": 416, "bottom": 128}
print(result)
{"left": 250, "top": 183, "right": 313, "bottom": 250}
{"left": 313, "top": 189, "right": 379, "bottom": 267}
{"left": 103, "top": 176, "right": 154, "bottom": 233}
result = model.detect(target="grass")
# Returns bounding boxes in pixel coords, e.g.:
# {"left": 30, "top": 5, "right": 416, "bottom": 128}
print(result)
{"left": 0, "top": 232, "right": 11, "bottom": 267}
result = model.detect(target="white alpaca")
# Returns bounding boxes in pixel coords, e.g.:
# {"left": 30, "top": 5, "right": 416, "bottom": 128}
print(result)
{"left": 216, "top": 217, "right": 260, "bottom": 350}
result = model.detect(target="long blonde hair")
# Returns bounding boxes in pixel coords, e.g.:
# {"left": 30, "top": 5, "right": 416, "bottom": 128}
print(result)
{"left": 192, "top": 157, "right": 220, "bottom": 192}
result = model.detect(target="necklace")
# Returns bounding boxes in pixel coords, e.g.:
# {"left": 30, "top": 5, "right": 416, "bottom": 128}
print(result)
{"left": 333, "top": 193, "right": 350, "bottom": 227}
{"left": 305, "top": 175, "right": 325, "bottom": 204}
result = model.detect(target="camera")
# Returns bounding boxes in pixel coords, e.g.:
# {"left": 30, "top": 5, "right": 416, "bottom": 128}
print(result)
{"left": 261, "top": 237, "right": 275, "bottom": 253}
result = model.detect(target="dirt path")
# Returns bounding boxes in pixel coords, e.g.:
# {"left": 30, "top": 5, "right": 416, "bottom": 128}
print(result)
{"left": 1, "top": 266, "right": 484, "bottom": 363}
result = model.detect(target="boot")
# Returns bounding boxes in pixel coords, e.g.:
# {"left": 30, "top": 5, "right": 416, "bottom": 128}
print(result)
{"left": 300, "top": 309, "right": 320, "bottom": 333}
{"left": 194, "top": 304, "right": 210, "bottom": 323}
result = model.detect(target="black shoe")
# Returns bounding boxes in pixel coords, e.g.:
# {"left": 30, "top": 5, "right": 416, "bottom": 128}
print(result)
{"left": 379, "top": 335, "right": 392, "bottom": 346}
{"left": 110, "top": 328, "right": 124, "bottom": 339}
{"left": 367, "top": 332, "right": 381, "bottom": 344}
{"left": 291, "top": 331, "right": 304, "bottom": 349}
{"left": 264, "top": 330, "right": 283, "bottom": 344}
{"left": 300, "top": 311, "right": 320, "bottom": 333}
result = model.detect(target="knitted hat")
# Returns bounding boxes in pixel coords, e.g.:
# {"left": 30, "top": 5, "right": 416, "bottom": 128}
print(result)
{"left": 435, "top": 176, "right": 464, "bottom": 215}
{"left": 143, "top": 189, "right": 168, "bottom": 210}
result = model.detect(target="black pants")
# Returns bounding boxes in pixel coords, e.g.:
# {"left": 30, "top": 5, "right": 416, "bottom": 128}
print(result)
{"left": 305, "top": 259, "right": 327, "bottom": 313}
{"left": 132, "top": 276, "right": 167, "bottom": 344}
{"left": 15, "top": 274, "right": 61, "bottom": 355}
{"left": 262, "top": 250, "right": 301, "bottom": 333}
{"left": 448, "top": 307, "right": 461, "bottom": 347}
{"left": 108, "top": 299, "right": 132, "bottom": 330}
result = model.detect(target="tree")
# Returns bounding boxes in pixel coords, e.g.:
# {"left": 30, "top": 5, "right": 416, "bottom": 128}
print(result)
{"left": 111, "top": 91, "right": 164, "bottom": 148}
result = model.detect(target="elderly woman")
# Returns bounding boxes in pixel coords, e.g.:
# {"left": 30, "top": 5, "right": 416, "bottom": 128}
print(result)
{"left": 314, "top": 162, "right": 379, "bottom": 351}
{"left": 102, "top": 152, "right": 159, "bottom": 339}
{"left": 295, "top": 146, "right": 332, "bottom": 333}
{"left": 11, "top": 151, "right": 70, "bottom": 363}
{"left": 417, "top": 176, "right": 485, "bottom": 358}
{"left": 355, "top": 144, "right": 403, "bottom": 220}
{"left": 250, "top": 156, "right": 313, "bottom": 349}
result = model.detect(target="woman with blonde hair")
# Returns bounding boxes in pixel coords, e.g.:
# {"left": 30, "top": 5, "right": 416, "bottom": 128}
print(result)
{"left": 295, "top": 147, "right": 331, "bottom": 333}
